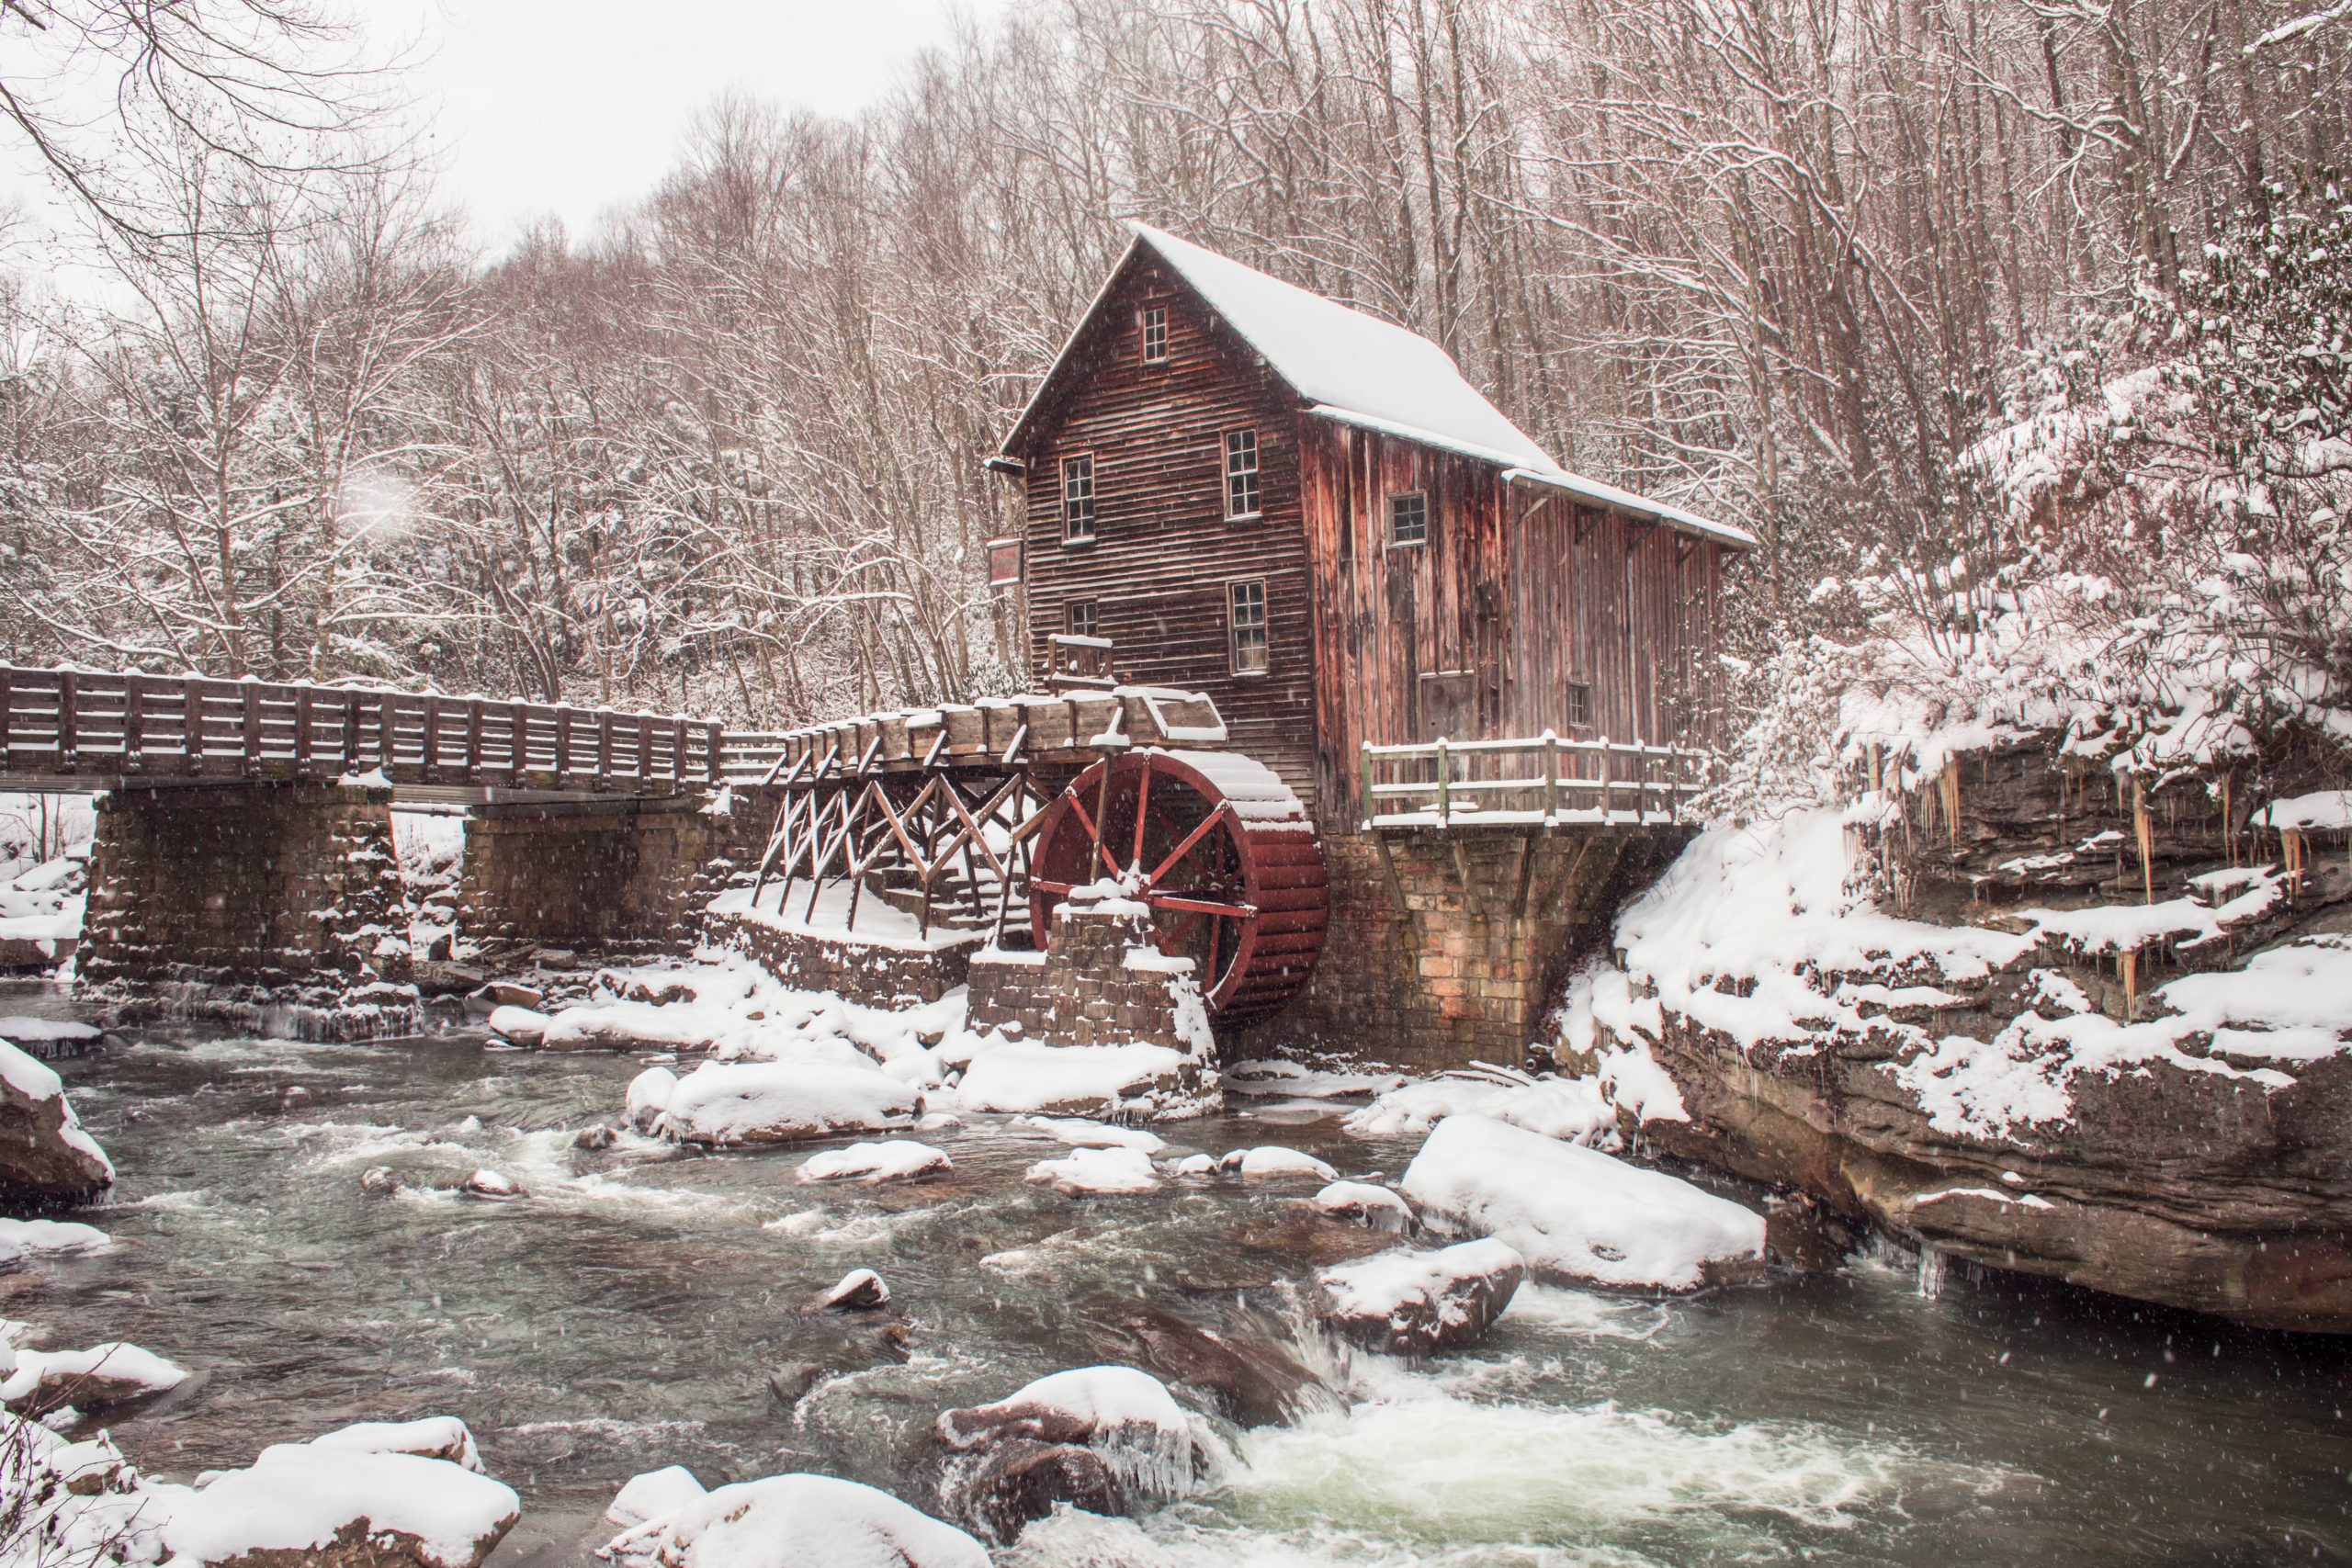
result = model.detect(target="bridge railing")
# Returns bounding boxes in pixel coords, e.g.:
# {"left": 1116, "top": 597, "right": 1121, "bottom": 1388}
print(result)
{"left": 1361, "top": 733, "right": 1713, "bottom": 829}
{"left": 0, "top": 667, "right": 727, "bottom": 790}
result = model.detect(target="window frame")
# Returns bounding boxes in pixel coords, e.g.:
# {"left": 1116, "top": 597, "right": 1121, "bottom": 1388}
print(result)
{"left": 1065, "top": 598, "right": 1100, "bottom": 641}
{"left": 1140, "top": 304, "right": 1170, "bottom": 365}
{"left": 1563, "top": 679, "right": 1594, "bottom": 733}
{"left": 1059, "top": 452, "right": 1098, "bottom": 545}
{"left": 1227, "top": 577, "right": 1270, "bottom": 676}
{"left": 1387, "top": 491, "right": 1429, "bottom": 548}
{"left": 1222, "top": 428, "right": 1261, "bottom": 521}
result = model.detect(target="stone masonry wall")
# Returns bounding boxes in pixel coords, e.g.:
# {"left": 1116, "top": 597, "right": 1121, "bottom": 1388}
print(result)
{"left": 458, "top": 795, "right": 721, "bottom": 956}
{"left": 1255, "top": 827, "right": 1687, "bottom": 1071}
{"left": 967, "top": 897, "right": 1214, "bottom": 1053}
{"left": 715, "top": 913, "right": 978, "bottom": 1009}
{"left": 78, "top": 782, "right": 419, "bottom": 1039}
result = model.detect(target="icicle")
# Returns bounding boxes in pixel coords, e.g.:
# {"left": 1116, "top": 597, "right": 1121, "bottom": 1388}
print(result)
{"left": 2283, "top": 828, "right": 2305, "bottom": 889}
{"left": 2132, "top": 775, "right": 2154, "bottom": 906}
{"left": 1938, "top": 768, "right": 1962, "bottom": 849}
{"left": 1917, "top": 1246, "right": 1948, "bottom": 1300}
{"left": 2120, "top": 946, "right": 2139, "bottom": 1021}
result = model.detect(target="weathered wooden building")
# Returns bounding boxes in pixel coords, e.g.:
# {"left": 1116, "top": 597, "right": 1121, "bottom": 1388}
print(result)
{"left": 992, "top": 226, "right": 1755, "bottom": 1065}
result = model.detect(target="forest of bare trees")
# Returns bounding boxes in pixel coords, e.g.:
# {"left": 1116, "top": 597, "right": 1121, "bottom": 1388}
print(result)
{"left": 0, "top": 0, "right": 2346, "bottom": 738}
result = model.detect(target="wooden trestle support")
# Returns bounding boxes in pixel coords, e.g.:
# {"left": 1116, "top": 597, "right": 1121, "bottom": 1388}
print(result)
{"left": 744, "top": 690, "right": 1329, "bottom": 1027}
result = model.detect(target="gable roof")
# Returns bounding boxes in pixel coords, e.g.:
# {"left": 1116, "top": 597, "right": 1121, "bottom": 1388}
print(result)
{"left": 1002, "top": 223, "right": 1755, "bottom": 548}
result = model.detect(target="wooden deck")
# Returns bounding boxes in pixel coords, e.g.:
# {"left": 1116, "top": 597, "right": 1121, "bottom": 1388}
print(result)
{"left": 1360, "top": 733, "right": 1713, "bottom": 831}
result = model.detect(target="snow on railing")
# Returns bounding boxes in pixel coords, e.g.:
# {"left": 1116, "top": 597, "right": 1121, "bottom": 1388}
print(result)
{"left": 1359, "top": 731, "right": 1713, "bottom": 830}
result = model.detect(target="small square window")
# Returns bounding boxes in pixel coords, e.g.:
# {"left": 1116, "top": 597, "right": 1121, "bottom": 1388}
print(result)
{"left": 1388, "top": 491, "right": 1428, "bottom": 547}
{"left": 1141, "top": 306, "right": 1169, "bottom": 364}
{"left": 1228, "top": 579, "right": 1268, "bottom": 674}
{"left": 1066, "top": 600, "right": 1099, "bottom": 640}
{"left": 1224, "top": 429, "right": 1261, "bottom": 520}
{"left": 1061, "top": 455, "right": 1096, "bottom": 543}
{"left": 1564, "top": 680, "right": 1592, "bottom": 731}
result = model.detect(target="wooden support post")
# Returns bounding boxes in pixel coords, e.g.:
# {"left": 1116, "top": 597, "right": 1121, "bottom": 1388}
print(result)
{"left": 376, "top": 694, "right": 397, "bottom": 772}
{"left": 599, "top": 713, "right": 616, "bottom": 786}
{"left": 294, "top": 687, "right": 314, "bottom": 774}
{"left": 1370, "top": 829, "right": 1418, "bottom": 951}
{"left": 675, "top": 716, "right": 691, "bottom": 780}
{"left": 464, "top": 701, "right": 484, "bottom": 777}
{"left": 1597, "top": 736, "right": 1613, "bottom": 821}
{"left": 554, "top": 707, "right": 573, "bottom": 779}
{"left": 423, "top": 695, "right": 443, "bottom": 774}
{"left": 512, "top": 702, "right": 528, "bottom": 784}
{"left": 344, "top": 693, "right": 361, "bottom": 773}
{"left": 1360, "top": 742, "right": 1376, "bottom": 829}
{"left": 1543, "top": 731, "right": 1559, "bottom": 822}
{"left": 1510, "top": 833, "right": 1537, "bottom": 919}
{"left": 1435, "top": 738, "right": 1451, "bottom": 824}
{"left": 1449, "top": 837, "right": 1487, "bottom": 926}
{"left": 707, "top": 719, "right": 723, "bottom": 784}
{"left": 0, "top": 668, "right": 11, "bottom": 761}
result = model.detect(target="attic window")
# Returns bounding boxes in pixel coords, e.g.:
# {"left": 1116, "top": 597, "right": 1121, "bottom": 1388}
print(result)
{"left": 1061, "top": 454, "right": 1096, "bottom": 543}
{"left": 1388, "top": 491, "right": 1428, "bottom": 547}
{"left": 1223, "top": 429, "right": 1261, "bottom": 519}
{"left": 1141, "top": 306, "right": 1169, "bottom": 364}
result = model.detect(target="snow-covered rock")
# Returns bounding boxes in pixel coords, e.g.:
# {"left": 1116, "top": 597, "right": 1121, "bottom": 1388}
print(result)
{"left": 624, "top": 1066, "right": 678, "bottom": 1133}
{"left": 1024, "top": 1145, "right": 1159, "bottom": 1195}
{"left": 604, "top": 1464, "right": 707, "bottom": 1529}
{"left": 0, "top": 1339, "right": 190, "bottom": 1416}
{"left": 458, "top": 1168, "right": 524, "bottom": 1201}
{"left": 1219, "top": 1145, "right": 1338, "bottom": 1181}
{"left": 0, "top": 1036, "right": 112, "bottom": 1201}
{"left": 953, "top": 1040, "right": 1201, "bottom": 1119}
{"left": 1170, "top": 1153, "right": 1216, "bottom": 1177}
{"left": 1016, "top": 1115, "right": 1166, "bottom": 1153}
{"left": 0, "top": 1214, "right": 114, "bottom": 1262}
{"left": 934, "top": 1366, "right": 1198, "bottom": 1544}
{"left": 797, "top": 1140, "right": 951, "bottom": 1184}
{"left": 484, "top": 1004, "right": 548, "bottom": 1045}
{"left": 0, "top": 1412, "right": 173, "bottom": 1568}
{"left": 1401, "top": 1114, "right": 1765, "bottom": 1291}
{"left": 604, "top": 1473, "right": 986, "bottom": 1568}
{"left": 163, "top": 1446, "right": 520, "bottom": 1568}
{"left": 1311, "top": 1179, "right": 1414, "bottom": 1232}
{"left": 264, "top": 1416, "right": 485, "bottom": 1472}
{"left": 0, "top": 1016, "right": 101, "bottom": 1058}
{"left": 655, "top": 1061, "right": 917, "bottom": 1146}
{"left": 1344, "top": 1071, "right": 1615, "bottom": 1143}
{"left": 821, "top": 1268, "right": 890, "bottom": 1311}
{"left": 1318, "top": 1238, "right": 1524, "bottom": 1354}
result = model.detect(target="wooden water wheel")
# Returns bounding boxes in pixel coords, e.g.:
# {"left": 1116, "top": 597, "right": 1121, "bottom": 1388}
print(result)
{"left": 1027, "top": 750, "right": 1328, "bottom": 1026}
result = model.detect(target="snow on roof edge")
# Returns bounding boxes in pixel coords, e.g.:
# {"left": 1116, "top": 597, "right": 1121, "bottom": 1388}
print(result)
{"left": 1500, "top": 466, "right": 1758, "bottom": 550}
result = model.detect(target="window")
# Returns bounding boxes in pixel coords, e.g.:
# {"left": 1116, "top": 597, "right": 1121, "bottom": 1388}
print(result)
{"left": 1223, "top": 429, "right": 1261, "bottom": 519}
{"left": 1141, "top": 305, "right": 1169, "bottom": 364}
{"left": 1388, "top": 491, "right": 1428, "bottom": 547}
{"left": 1065, "top": 599, "right": 1099, "bottom": 640}
{"left": 1228, "top": 579, "right": 1268, "bottom": 674}
{"left": 1564, "top": 680, "right": 1593, "bottom": 732}
{"left": 1060, "top": 455, "right": 1096, "bottom": 542}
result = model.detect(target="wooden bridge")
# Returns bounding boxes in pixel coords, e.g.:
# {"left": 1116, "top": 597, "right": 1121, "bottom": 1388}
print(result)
{"left": 0, "top": 665, "right": 759, "bottom": 797}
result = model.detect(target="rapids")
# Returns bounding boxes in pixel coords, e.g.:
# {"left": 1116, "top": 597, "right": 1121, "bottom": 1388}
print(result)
{"left": 11, "top": 987, "right": 2347, "bottom": 1565}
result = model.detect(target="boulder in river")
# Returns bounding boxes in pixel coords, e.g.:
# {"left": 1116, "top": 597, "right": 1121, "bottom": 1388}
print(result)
{"left": 602, "top": 1473, "right": 986, "bottom": 1568}
{"left": 0, "top": 1339, "right": 189, "bottom": 1417}
{"left": 1312, "top": 1179, "right": 1415, "bottom": 1232}
{"left": 1082, "top": 1300, "right": 1319, "bottom": 1427}
{"left": 933, "top": 1365, "right": 1199, "bottom": 1544}
{"left": 655, "top": 1062, "right": 917, "bottom": 1146}
{"left": 821, "top": 1268, "right": 891, "bottom": 1311}
{"left": 1318, "top": 1238, "right": 1525, "bottom": 1355}
{"left": 163, "top": 1445, "right": 519, "bottom": 1568}
{"left": 1401, "top": 1114, "right": 1766, "bottom": 1291}
{"left": 0, "top": 1037, "right": 112, "bottom": 1202}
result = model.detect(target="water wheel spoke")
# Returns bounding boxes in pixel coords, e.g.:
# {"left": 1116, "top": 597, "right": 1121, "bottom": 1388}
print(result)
{"left": 1146, "top": 892, "right": 1254, "bottom": 920}
{"left": 1148, "top": 800, "right": 1232, "bottom": 885}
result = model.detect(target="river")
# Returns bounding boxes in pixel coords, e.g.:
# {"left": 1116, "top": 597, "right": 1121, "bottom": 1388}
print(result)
{"left": 12, "top": 985, "right": 2347, "bottom": 1565}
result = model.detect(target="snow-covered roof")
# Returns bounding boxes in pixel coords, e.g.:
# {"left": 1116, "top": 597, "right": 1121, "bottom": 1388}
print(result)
{"left": 1003, "top": 223, "right": 1754, "bottom": 548}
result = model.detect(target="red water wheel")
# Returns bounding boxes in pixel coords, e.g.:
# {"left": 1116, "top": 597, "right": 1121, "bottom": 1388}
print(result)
{"left": 1027, "top": 750, "right": 1328, "bottom": 1026}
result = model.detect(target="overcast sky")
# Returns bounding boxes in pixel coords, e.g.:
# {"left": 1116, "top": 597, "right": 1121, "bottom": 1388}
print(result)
{"left": 377, "top": 0, "right": 1003, "bottom": 250}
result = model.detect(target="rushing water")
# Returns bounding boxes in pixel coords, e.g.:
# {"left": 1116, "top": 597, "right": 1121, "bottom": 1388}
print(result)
{"left": 11, "top": 986, "right": 2349, "bottom": 1566}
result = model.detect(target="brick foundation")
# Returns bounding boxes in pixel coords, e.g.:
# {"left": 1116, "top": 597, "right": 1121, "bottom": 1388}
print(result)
{"left": 77, "top": 782, "right": 420, "bottom": 1039}
{"left": 1244, "top": 827, "right": 1688, "bottom": 1071}
{"left": 967, "top": 896, "right": 1214, "bottom": 1053}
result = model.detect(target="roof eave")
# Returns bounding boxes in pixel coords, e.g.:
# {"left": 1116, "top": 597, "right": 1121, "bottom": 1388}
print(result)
{"left": 998, "top": 231, "right": 1151, "bottom": 460}
{"left": 1502, "top": 468, "right": 1758, "bottom": 550}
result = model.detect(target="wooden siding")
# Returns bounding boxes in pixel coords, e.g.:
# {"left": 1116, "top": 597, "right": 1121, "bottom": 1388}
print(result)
{"left": 1010, "top": 254, "right": 1320, "bottom": 808}
{"left": 1301, "top": 420, "right": 1730, "bottom": 825}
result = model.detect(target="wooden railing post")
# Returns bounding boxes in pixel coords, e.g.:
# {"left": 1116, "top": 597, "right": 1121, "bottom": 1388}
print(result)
{"left": 1434, "top": 738, "right": 1451, "bottom": 824}
{"left": 511, "top": 702, "right": 528, "bottom": 784}
{"left": 422, "top": 695, "right": 442, "bottom": 774}
{"left": 464, "top": 700, "right": 484, "bottom": 778}
{"left": 0, "top": 669, "right": 11, "bottom": 761}
{"left": 1360, "top": 741, "right": 1376, "bottom": 829}
{"left": 599, "top": 712, "right": 616, "bottom": 784}
{"left": 377, "top": 694, "right": 398, "bottom": 773}
{"left": 553, "top": 706, "right": 572, "bottom": 779}
{"left": 673, "top": 716, "right": 690, "bottom": 781}
{"left": 56, "top": 670, "right": 77, "bottom": 766}
{"left": 293, "top": 687, "right": 313, "bottom": 775}
{"left": 184, "top": 677, "right": 205, "bottom": 772}
{"left": 1543, "top": 730, "right": 1559, "bottom": 821}
{"left": 343, "top": 693, "right": 361, "bottom": 773}
{"left": 123, "top": 674, "right": 145, "bottom": 772}
{"left": 707, "top": 719, "right": 723, "bottom": 784}
{"left": 239, "top": 682, "right": 259, "bottom": 775}
{"left": 1598, "top": 736, "right": 1612, "bottom": 820}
